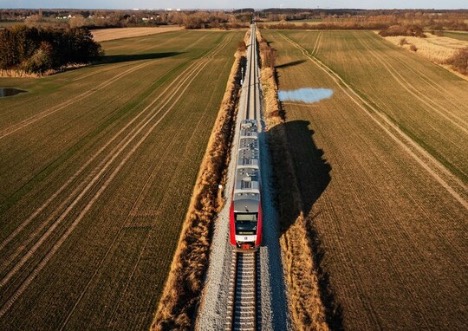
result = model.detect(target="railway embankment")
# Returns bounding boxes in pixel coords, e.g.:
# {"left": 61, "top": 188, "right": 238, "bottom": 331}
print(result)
{"left": 151, "top": 42, "right": 246, "bottom": 330}
{"left": 257, "top": 29, "right": 333, "bottom": 331}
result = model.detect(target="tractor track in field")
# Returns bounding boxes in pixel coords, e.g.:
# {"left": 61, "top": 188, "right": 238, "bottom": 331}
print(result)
{"left": 357, "top": 34, "right": 468, "bottom": 133}
{"left": 311, "top": 31, "right": 323, "bottom": 55}
{"left": 0, "top": 62, "right": 152, "bottom": 140}
{"left": 0, "top": 34, "right": 233, "bottom": 318}
{"left": 0, "top": 32, "right": 213, "bottom": 139}
{"left": 60, "top": 50, "right": 223, "bottom": 328}
{"left": 0, "top": 56, "right": 209, "bottom": 269}
{"left": 386, "top": 47, "right": 468, "bottom": 117}
{"left": 373, "top": 33, "right": 468, "bottom": 115}
{"left": 70, "top": 61, "right": 133, "bottom": 82}
{"left": 280, "top": 33, "right": 468, "bottom": 209}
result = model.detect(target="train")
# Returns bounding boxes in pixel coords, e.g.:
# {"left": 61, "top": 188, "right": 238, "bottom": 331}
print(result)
{"left": 229, "top": 119, "right": 262, "bottom": 250}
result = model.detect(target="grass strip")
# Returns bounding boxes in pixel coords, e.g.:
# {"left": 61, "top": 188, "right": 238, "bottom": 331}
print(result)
{"left": 257, "top": 29, "right": 332, "bottom": 331}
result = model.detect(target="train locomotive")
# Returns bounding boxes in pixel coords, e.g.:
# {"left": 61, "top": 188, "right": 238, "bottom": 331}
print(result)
{"left": 229, "top": 119, "right": 262, "bottom": 250}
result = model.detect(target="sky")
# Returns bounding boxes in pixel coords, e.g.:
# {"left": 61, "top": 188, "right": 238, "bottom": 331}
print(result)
{"left": 0, "top": 0, "right": 467, "bottom": 10}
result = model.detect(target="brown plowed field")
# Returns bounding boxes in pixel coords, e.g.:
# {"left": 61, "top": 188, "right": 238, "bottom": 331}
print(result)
{"left": 92, "top": 27, "right": 183, "bottom": 42}
{"left": 263, "top": 29, "right": 467, "bottom": 330}
{"left": 0, "top": 30, "right": 244, "bottom": 329}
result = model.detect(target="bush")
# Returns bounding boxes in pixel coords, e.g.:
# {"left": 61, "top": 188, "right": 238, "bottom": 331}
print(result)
{"left": 21, "top": 41, "right": 53, "bottom": 73}
{"left": 445, "top": 47, "right": 468, "bottom": 75}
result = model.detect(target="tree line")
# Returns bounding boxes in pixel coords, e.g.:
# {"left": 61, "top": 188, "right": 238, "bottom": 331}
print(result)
{"left": 1, "top": 9, "right": 466, "bottom": 31}
{"left": 0, "top": 25, "right": 102, "bottom": 74}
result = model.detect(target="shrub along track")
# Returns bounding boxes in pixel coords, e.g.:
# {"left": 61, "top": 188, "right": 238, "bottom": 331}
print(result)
{"left": 0, "top": 33, "right": 236, "bottom": 323}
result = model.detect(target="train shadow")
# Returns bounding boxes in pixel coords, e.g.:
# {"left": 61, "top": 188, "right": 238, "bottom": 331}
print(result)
{"left": 275, "top": 59, "right": 306, "bottom": 69}
{"left": 266, "top": 120, "right": 343, "bottom": 330}
{"left": 98, "top": 51, "right": 183, "bottom": 64}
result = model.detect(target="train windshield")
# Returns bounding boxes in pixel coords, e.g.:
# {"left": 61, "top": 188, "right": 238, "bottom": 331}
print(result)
{"left": 235, "top": 213, "right": 257, "bottom": 235}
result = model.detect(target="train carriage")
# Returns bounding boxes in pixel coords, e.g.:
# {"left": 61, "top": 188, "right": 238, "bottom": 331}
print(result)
{"left": 229, "top": 119, "right": 262, "bottom": 250}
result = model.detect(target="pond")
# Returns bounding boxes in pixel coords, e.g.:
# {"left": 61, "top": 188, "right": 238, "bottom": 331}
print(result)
{"left": 278, "top": 88, "right": 333, "bottom": 104}
{"left": 0, "top": 88, "right": 27, "bottom": 98}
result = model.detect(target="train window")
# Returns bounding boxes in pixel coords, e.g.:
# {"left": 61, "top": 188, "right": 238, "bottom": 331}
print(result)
{"left": 235, "top": 213, "right": 257, "bottom": 235}
{"left": 236, "top": 213, "right": 257, "bottom": 222}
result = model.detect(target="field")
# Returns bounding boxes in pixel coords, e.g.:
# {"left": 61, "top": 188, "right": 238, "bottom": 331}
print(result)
{"left": 91, "top": 27, "right": 184, "bottom": 42}
{"left": 262, "top": 29, "right": 467, "bottom": 329}
{"left": 444, "top": 31, "right": 468, "bottom": 42}
{"left": 383, "top": 32, "right": 468, "bottom": 64}
{"left": 0, "top": 29, "right": 244, "bottom": 330}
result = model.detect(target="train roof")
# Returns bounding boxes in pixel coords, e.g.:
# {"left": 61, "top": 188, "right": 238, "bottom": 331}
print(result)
{"left": 233, "top": 119, "right": 260, "bottom": 213}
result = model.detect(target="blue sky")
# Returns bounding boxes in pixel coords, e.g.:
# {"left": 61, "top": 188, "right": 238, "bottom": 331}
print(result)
{"left": 1, "top": 1, "right": 467, "bottom": 10}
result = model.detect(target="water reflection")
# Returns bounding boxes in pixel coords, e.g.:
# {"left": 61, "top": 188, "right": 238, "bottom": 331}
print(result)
{"left": 278, "top": 88, "right": 333, "bottom": 103}
{"left": 0, "top": 88, "right": 27, "bottom": 98}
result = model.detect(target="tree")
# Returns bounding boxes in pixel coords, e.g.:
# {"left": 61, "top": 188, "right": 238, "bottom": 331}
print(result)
{"left": 21, "top": 41, "right": 53, "bottom": 73}
{"left": 0, "top": 25, "right": 102, "bottom": 74}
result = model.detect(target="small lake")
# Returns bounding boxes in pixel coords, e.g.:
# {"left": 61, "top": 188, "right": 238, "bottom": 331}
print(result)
{"left": 278, "top": 88, "right": 333, "bottom": 103}
{"left": 0, "top": 88, "right": 27, "bottom": 98}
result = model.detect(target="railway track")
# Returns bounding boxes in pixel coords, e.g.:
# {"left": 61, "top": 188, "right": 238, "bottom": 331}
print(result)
{"left": 225, "top": 23, "right": 262, "bottom": 331}
{"left": 225, "top": 251, "right": 260, "bottom": 330}
{"left": 243, "top": 23, "right": 261, "bottom": 122}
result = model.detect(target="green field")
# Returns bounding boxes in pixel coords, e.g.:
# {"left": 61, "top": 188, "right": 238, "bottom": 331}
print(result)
{"left": 263, "top": 29, "right": 467, "bottom": 330}
{"left": 444, "top": 31, "right": 468, "bottom": 41}
{"left": 0, "top": 29, "right": 244, "bottom": 330}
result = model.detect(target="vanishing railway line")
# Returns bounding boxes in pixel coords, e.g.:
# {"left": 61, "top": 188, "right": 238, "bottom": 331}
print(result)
{"left": 243, "top": 24, "right": 262, "bottom": 122}
{"left": 225, "top": 23, "right": 262, "bottom": 331}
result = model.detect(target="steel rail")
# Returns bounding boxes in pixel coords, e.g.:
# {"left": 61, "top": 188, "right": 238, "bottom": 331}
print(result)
{"left": 225, "top": 23, "right": 262, "bottom": 331}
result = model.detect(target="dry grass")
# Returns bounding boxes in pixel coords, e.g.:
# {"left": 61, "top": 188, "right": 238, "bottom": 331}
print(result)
{"left": 0, "top": 69, "right": 40, "bottom": 78}
{"left": 257, "top": 30, "right": 282, "bottom": 129}
{"left": 382, "top": 32, "right": 468, "bottom": 63}
{"left": 151, "top": 40, "right": 245, "bottom": 330}
{"left": 257, "top": 29, "right": 330, "bottom": 331}
{"left": 92, "top": 26, "right": 183, "bottom": 42}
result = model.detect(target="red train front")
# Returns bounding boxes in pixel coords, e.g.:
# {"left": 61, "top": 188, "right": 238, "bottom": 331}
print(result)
{"left": 229, "top": 120, "right": 262, "bottom": 250}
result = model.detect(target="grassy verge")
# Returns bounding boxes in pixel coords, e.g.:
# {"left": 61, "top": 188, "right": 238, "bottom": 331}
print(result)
{"left": 151, "top": 40, "right": 245, "bottom": 330}
{"left": 257, "top": 29, "right": 330, "bottom": 331}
